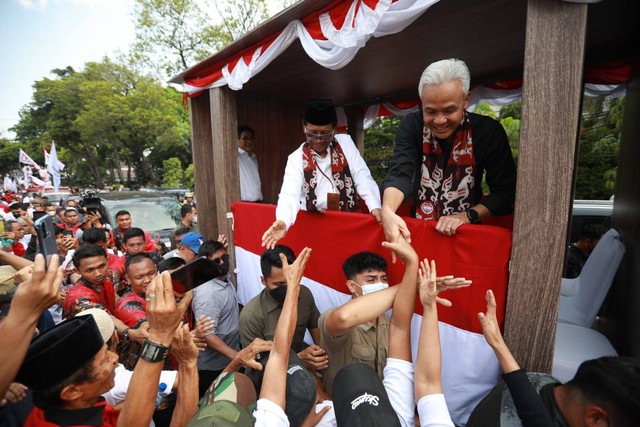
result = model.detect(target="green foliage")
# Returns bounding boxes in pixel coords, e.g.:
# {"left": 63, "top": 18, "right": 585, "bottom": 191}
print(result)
{"left": 11, "top": 58, "right": 190, "bottom": 189}
{"left": 162, "top": 157, "right": 184, "bottom": 187}
{"left": 474, "top": 103, "right": 498, "bottom": 120}
{"left": 183, "top": 164, "right": 195, "bottom": 189}
{"left": 131, "top": 0, "right": 285, "bottom": 80}
{"left": 363, "top": 116, "right": 401, "bottom": 185}
{"left": 494, "top": 96, "right": 622, "bottom": 200}
{"left": 132, "top": 0, "right": 233, "bottom": 79}
{"left": 574, "top": 97, "right": 622, "bottom": 199}
{"left": 499, "top": 100, "right": 521, "bottom": 120}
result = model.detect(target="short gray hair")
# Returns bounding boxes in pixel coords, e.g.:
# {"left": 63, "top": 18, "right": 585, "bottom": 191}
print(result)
{"left": 418, "top": 58, "right": 470, "bottom": 99}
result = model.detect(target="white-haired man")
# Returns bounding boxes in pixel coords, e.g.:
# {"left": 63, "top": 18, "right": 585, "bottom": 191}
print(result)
{"left": 381, "top": 58, "right": 516, "bottom": 241}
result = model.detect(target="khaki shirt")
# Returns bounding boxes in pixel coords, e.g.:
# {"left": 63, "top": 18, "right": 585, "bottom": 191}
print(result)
{"left": 318, "top": 307, "right": 389, "bottom": 395}
{"left": 239, "top": 285, "right": 320, "bottom": 353}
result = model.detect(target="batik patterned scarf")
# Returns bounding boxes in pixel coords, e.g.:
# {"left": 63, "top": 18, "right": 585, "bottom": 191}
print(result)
{"left": 416, "top": 112, "right": 476, "bottom": 220}
{"left": 302, "top": 140, "right": 359, "bottom": 212}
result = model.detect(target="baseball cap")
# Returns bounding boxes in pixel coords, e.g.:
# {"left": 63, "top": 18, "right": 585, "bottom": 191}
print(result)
{"left": 332, "top": 363, "right": 401, "bottom": 427}
{"left": 247, "top": 350, "right": 316, "bottom": 426}
{"left": 182, "top": 232, "right": 204, "bottom": 254}
{"left": 188, "top": 372, "right": 256, "bottom": 427}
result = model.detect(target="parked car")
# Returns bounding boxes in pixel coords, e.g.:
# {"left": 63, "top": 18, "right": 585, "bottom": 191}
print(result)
{"left": 569, "top": 199, "right": 613, "bottom": 243}
{"left": 99, "top": 191, "right": 182, "bottom": 249}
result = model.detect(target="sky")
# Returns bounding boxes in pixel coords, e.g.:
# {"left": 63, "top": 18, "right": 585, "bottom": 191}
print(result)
{"left": 0, "top": 0, "right": 138, "bottom": 139}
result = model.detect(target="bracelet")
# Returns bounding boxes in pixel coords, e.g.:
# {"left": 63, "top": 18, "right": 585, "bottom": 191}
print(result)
{"left": 139, "top": 339, "right": 170, "bottom": 363}
{"left": 122, "top": 328, "right": 129, "bottom": 341}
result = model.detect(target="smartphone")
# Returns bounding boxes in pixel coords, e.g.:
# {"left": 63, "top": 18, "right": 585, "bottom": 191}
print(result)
{"left": 35, "top": 215, "right": 59, "bottom": 269}
{"left": 32, "top": 210, "right": 47, "bottom": 222}
{"left": 170, "top": 256, "right": 225, "bottom": 294}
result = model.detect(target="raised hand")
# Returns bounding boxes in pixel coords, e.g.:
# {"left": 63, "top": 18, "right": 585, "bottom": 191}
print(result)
{"left": 418, "top": 258, "right": 438, "bottom": 307}
{"left": 281, "top": 247, "right": 311, "bottom": 288}
{"left": 145, "top": 271, "right": 192, "bottom": 346}
{"left": 477, "top": 290, "right": 504, "bottom": 349}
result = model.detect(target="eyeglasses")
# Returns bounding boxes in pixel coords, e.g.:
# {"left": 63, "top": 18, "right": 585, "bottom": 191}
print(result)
{"left": 304, "top": 129, "right": 335, "bottom": 142}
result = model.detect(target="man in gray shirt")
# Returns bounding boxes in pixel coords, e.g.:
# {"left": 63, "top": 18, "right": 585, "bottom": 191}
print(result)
{"left": 192, "top": 240, "right": 240, "bottom": 397}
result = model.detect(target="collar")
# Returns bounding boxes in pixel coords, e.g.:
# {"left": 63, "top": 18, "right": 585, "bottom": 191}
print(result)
{"left": 260, "top": 288, "right": 282, "bottom": 313}
{"left": 78, "top": 277, "right": 106, "bottom": 292}
{"left": 42, "top": 398, "right": 109, "bottom": 426}
{"left": 238, "top": 147, "right": 254, "bottom": 157}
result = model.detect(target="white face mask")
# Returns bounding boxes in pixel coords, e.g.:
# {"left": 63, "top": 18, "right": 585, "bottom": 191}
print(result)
{"left": 353, "top": 281, "right": 388, "bottom": 296}
{"left": 47, "top": 211, "right": 56, "bottom": 217}
{"left": 192, "top": 215, "right": 198, "bottom": 224}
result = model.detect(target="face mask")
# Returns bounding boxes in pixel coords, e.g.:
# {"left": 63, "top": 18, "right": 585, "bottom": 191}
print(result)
{"left": 269, "top": 285, "right": 287, "bottom": 304}
{"left": 354, "top": 281, "right": 388, "bottom": 296}
{"left": 47, "top": 211, "right": 56, "bottom": 217}
{"left": 214, "top": 254, "right": 229, "bottom": 276}
{"left": 192, "top": 215, "right": 198, "bottom": 224}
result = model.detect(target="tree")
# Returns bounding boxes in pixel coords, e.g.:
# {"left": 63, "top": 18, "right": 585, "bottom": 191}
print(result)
{"left": 131, "top": 0, "right": 292, "bottom": 80}
{"left": 364, "top": 115, "right": 401, "bottom": 185}
{"left": 162, "top": 157, "right": 184, "bottom": 187}
{"left": 183, "top": 164, "right": 194, "bottom": 189}
{"left": 12, "top": 58, "right": 190, "bottom": 188}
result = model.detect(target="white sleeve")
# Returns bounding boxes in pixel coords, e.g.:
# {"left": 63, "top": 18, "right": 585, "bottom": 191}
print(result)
{"left": 253, "top": 398, "right": 290, "bottom": 427}
{"left": 103, "top": 364, "right": 177, "bottom": 407}
{"left": 417, "top": 394, "right": 455, "bottom": 427}
{"left": 336, "top": 134, "right": 381, "bottom": 212}
{"left": 383, "top": 358, "right": 415, "bottom": 427}
{"left": 275, "top": 145, "right": 305, "bottom": 230}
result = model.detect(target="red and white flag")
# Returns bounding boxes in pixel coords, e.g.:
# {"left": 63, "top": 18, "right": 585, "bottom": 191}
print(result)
{"left": 231, "top": 202, "right": 513, "bottom": 424}
{"left": 18, "top": 149, "right": 39, "bottom": 168}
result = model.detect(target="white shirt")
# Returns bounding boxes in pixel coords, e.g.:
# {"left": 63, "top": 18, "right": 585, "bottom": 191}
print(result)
{"left": 238, "top": 147, "right": 263, "bottom": 202}
{"left": 275, "top": 134, "right": 381, "bottom": 230}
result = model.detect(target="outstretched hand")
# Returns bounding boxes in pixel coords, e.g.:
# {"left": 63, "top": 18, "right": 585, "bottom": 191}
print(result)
{"left": 261, "top": 220, "right": 287, "bottom": 249}
{"left": 418, "top": 259, "right": 471, "bottom": 307}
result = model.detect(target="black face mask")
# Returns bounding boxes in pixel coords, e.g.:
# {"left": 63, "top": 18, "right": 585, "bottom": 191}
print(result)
{"left": 214, "top": 254, "right": 229, "bottom": 276}
{"left": 269, "top": 285, "right": 287, "bottom": 304}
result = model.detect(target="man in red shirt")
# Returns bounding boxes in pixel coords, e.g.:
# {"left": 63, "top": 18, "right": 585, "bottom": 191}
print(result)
{"left": 113, "top": 210, "right": 156, "bottom": 253}
{"left": 63, "top": 245, "right": 146, "bottom": 345}
{"left": 61, "top": 208, "right": 82, "bottom": 237}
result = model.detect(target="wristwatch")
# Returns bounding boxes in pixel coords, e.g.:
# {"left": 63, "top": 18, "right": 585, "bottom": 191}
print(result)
{"left": 466, "top": 208, "right": 481, "bottom": 224}
{"left": 122, "top": 328, "right": 130, "bottom": 341}
{"left": 139, "top": 339, "right": 170, "bottom": 363}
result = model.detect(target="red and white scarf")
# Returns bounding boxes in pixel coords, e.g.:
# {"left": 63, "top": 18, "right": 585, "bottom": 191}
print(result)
{"left": 302, "top": 140, "right": 359, "bottom": 212}
{"left": 416, "top": 112, "right": 476, "bottom": 220}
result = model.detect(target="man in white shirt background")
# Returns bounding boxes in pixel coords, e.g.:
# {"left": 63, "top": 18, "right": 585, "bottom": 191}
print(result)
{"left": 237, "top": 125, "right": 263, "bottom": 203}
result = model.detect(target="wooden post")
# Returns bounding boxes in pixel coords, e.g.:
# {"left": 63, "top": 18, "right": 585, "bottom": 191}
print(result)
{"left": 346, "top": 107, "right": 365, "bottom": 155}
{"left": 189, "top": 91, "right": 217, "bottom": 240}
{"left": 504, "top": 0, "right": 588, "bottom": 372}
{"left": 209, "top": 87, "right": 240, "bottom": 281}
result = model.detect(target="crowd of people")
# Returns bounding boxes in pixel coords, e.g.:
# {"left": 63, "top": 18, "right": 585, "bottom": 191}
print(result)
{"left": 0, "top": 58, "right": 638, "bottom": 427}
